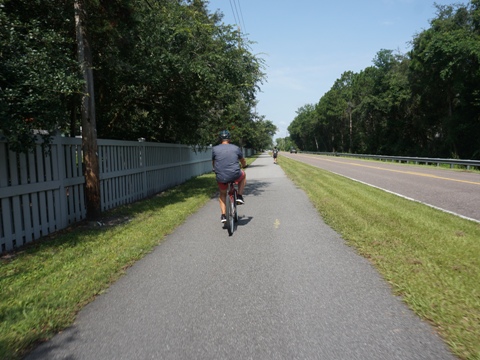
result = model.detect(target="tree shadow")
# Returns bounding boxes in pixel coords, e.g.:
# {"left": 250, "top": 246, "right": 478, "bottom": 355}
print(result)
{"left": 244, "top": 163, "right": 267, "bottom": 168}
{"left": 244, "top": 180, "right": 271, "bottom": 197}
{"left": 22, "top": 326, "right": 80, "bottom": 360}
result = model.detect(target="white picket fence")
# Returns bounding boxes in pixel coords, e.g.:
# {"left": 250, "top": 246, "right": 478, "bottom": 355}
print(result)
{"left": 0, "top": 136, "right": 218, "bottom": 253}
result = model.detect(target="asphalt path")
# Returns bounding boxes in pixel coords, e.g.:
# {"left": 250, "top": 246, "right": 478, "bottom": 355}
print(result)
{"left": 282, "top": 152, "right": 480, "bottom": 223}
{"left": 26, "top": 153, "right": 455, "bottom": 360}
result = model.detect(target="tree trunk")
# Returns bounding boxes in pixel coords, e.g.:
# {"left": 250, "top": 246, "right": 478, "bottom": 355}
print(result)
{"left": 69, "top": 95, "right": 77, "bottom": 137}
{"left": 349, "top": 110, "right": 352, "bottom": 153}
{"left": 75, "top": 0, "right": 101, "bottom": 221}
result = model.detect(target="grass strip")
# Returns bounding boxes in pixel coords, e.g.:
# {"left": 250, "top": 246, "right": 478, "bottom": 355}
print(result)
{"left": 0, "top": 171, "right": 224, "bottom": 359}
{"left": 279, "top": 156, "right": 480, "bottom": 360}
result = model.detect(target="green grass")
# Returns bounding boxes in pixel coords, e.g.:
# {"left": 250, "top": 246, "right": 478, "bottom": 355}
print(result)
{"left": 279, "top": 156, "right": 480, "bottom": 360}
{"left": 0, "top": 156, "right": 257, "bottom": 360}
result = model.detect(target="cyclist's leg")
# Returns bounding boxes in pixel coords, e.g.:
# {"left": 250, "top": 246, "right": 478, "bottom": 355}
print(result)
{"left": 218, "top": 182, "right": 228, "bottom": 216}
{"left": 237, "top": 171, "right": 246, "bottom": 196}
{"left": 219, "top": 190, "right": 227, "bottom": 211}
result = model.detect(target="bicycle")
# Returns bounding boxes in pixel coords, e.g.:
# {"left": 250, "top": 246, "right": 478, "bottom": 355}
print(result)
{"left": 213, "top": 164, "right": 246, "bottom": 236}
{"left": 225, "top": 181, "right": 239, "bottom": 236}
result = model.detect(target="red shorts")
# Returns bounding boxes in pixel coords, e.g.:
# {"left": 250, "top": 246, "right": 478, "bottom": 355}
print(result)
{"left": 218, "top": 171, "right": 246, "bottom": 191}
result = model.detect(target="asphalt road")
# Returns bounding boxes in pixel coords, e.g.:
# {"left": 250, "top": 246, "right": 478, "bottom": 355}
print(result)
{"left": 26, "top": 153, "right": 455, "bottom": 360}
{"left": 283, "top": 152, "right": 480, "bottom": 223}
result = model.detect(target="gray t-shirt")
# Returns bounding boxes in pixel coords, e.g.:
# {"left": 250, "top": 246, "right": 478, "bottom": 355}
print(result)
{"left": 212, "top": 143, "right": 244, "bottom": 183}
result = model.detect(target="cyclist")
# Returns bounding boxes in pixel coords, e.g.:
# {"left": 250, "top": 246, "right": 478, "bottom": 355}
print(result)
{"left": 273, "top": 146, "right": 279, "bottom": 164}
{"left": 212, "top": 130, "right": 247, "bottom": 223}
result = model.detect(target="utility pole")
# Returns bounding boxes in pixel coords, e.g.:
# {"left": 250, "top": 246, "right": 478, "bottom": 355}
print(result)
{"left": 75, "top": 0, "right": 101, "bottom": 221}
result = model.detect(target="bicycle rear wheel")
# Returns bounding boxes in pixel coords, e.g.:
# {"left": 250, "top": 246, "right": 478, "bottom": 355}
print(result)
{"left": 229, "top": 194, "right": 236, "bottom": 235}
{"left": 226, "top": 191, "right": 234, "bottom": 236}
{"left": 233, "top": 192, "right": 238, "bottom": 223}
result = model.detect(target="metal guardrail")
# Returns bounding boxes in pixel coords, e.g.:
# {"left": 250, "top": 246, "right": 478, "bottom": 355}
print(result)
{"left": 300, "top": 151, "right": 480, "bottom": 170}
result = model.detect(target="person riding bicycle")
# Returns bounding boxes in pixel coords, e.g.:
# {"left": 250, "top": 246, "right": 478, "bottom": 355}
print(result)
{"left": 212, "top": 130, "right": 247, "bottom": 223}
{"left": 273, "top": 146, "right": 279, "bottom": 164}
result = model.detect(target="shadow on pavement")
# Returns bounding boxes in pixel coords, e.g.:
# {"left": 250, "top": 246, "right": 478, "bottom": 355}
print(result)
{"left": 24, "top": 327, "right": 79, "bottom": 360}
{"left": 244, "top": 180, "right": 270, "bottom": 197}
{"left": 244, "top": 164, "right": 267, "bottom": 168}
{"left": 237, "top": 216, "right": 253, "bottom": 226}
{"left": 222, "top": 215, "right": 253, "bottom": 232}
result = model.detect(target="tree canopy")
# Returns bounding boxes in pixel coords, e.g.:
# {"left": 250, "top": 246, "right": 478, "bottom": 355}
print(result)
{"left": 288, "top": 1, "right": 480, "bottom": 159}
{"left": 0, "top": 0, "right": 276, "bottom": 152}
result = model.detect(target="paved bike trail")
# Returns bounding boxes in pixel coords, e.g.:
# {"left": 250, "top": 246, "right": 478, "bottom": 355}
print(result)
{"left": 26, "top": 153, "right": 455, "bottom": 360}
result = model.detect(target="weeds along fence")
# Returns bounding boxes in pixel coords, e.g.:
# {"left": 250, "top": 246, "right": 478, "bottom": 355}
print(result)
{"left": 0, "top": 136, "right": 230, "bottom": 253}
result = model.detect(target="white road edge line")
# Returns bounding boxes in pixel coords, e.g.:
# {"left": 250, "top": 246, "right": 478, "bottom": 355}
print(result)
{"left": 329, "top": 170, "right": 480, "bottom": 225}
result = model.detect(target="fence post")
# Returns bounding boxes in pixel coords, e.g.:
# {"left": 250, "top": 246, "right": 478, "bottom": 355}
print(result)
{"left": 140, "top": 141, "right": 147, "bottom": 198}
{"left": 55, "top": 136, "right": 69, "bottom": 229}
{"left": 0, "top": 143, "right": 13, "bottom": 252}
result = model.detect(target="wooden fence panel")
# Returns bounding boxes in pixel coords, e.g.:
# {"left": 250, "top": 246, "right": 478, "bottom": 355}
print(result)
{"left": 19, "top": 153, "right": 33, "bottom": 246}
{"left": 29, "top": 147, "right": 41, "bottom": 241}
{"left": 9, "top": 150, "right": 24, "bottom": 248}
{"left": 1, "top": 136, "right": 216, "bottom": 253}
{"left": 61, "top": 138, "right": 85, "bottom": 225}
{"left": 0, "top": 137, "right": 85, "bottom": 252}
{"left": 98, "top": 140, "right": 148, "bottom": 211}
{"left": 0, "top": 143, "right": 13, "bottom": 252}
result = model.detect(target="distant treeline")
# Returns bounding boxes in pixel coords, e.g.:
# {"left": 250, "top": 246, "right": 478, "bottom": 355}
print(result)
{"left": 0, "top": 0, "right": 277, "bottom": 153}
{"left": 288, "top": 1, "right": 480, "bottom": 159}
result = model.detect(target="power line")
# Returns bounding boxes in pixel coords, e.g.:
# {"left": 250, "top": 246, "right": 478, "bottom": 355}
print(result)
{"left": 235, "top": 0, "right": 247, "bottom": 34}
{"left": 229, "top": 0, "right": 246, "bottom": 34}
{"left": 229, "top": 0, "right": 240, "bottom": 29}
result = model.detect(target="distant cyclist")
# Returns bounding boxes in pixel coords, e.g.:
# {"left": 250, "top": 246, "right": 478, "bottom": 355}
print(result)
{"left": 273, "top": 146, "right": 279, "bottom": 164}
{"left": 212, "top": 130, "right": 247, "bottom": 223}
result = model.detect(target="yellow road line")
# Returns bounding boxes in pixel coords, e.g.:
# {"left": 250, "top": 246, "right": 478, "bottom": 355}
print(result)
{"left": 297, "top": 154, "right": 480, "bottom": 186}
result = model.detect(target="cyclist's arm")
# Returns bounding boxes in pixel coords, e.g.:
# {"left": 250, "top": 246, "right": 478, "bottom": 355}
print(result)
{"left": 240, "top": 158, "right": 247, "bottom": 169}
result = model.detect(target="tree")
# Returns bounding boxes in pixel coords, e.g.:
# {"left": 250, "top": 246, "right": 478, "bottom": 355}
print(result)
{"left": 89, "top": 0, "right": 265, "bottom": 147}
{"left": 75, "top": 0, "right": 101, "bottom": 220}
{"left": 250, "top": 118, "right": 277, "bottom": 150}
{"left": 1, "top": 0, "right": 266, "bottom": 152}
{"left": 287, "top": 2, "right": 480, "bottom": 159}
{"left": 382, "top": 52, "right": 413, "bottom": 155}
{"left": 0, "top": 0, "right": 81, "bottom": 152}
{"left": 288, "top": 105, "right": 313, "bottom": 151}
{"left": 410, "top": 2, "right": 480, "bottom": 158}
{"left": 330, "top": 71, "right": 356, "bottom": 152}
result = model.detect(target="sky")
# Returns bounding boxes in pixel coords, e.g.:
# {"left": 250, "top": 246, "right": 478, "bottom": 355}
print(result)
{"left": 206, "top": 0, "right": 468, "bottom": 139}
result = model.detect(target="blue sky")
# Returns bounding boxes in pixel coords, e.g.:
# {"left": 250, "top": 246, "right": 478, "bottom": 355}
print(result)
{"left": 207, "top": 0, "right": 468, "bottom": 138}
